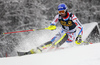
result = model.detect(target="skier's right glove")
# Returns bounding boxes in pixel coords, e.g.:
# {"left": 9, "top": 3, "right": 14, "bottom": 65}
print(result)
{"left": 75, "top": 35, "right": 82, "bottom": 45}
{"left": 47, "top": 25, "right": 56, "bottom": 30}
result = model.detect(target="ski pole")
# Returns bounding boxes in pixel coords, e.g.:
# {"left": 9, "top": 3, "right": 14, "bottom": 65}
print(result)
{"left": 3, "top": 27, "right": 49, "bottom": 35}
{"left": 75, "top": 40, "right": 93, "bottom": 45}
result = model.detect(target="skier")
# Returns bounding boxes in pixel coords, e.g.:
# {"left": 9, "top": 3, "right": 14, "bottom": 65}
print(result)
{"left": 18, "top": 3, "right": 83, "bottom": 56}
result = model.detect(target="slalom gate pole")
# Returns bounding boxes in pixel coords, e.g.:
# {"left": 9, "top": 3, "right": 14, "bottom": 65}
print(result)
{"left": 3, "top": 28, "right": 48, "bottom": 35}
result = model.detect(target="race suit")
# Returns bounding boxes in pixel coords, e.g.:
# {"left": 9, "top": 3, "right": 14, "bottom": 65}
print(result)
{"left": 49, "top": 12, "right": 83, "bottom": 47}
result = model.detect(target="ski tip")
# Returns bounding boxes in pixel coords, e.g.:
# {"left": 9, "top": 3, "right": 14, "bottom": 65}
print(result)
{"left": 17, "top": 52, "right": 25, "bottom": 56}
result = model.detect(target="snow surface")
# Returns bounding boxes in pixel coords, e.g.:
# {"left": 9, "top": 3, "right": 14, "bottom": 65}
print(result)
{"left": 0, "top": 43, "right": 100, "bottom": 65}
{"left": 0, "top": 22, "right": 100, "bottom": 65}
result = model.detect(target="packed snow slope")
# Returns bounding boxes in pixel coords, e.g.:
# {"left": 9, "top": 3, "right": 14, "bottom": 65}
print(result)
{"left": 0, "top": 43, "right": 100, "bottom": 65}
{"left": 0, "top": 22, "right": 100, "bottom": 65}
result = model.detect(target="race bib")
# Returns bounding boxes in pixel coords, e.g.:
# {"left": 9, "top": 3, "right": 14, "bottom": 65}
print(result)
{"left": 60, "top": 20, "right": 73, "bottom": 26}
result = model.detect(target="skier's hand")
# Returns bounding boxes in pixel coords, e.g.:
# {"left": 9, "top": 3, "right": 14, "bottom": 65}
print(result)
{"left": 75, "top": 35, "right": 82, "bottom": 44}
{"left": 47, "top": 25, "right": 56, "bottom": 30}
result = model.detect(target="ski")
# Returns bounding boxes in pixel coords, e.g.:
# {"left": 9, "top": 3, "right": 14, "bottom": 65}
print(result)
{"left": 17, "top": 41, "right": 93, "bottom": 56}
{"left": 82, "top": 41, "right": 93, "bottom": 45}
{"left": 75, "top": 40, "right": 93, "bottom": 45}
{"left": 17, "top": 52, "right": 30, "bottom": 56}
{"left": 17, "top": 47, "right": 65, "bottom": 56}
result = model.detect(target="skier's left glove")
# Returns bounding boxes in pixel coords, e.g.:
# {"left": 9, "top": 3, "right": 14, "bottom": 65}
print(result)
{"left": 47, "top": 25, "right": 56, "bottom": 30}
{"left": 75, "top": 35, "right": 82, "bottom": 45}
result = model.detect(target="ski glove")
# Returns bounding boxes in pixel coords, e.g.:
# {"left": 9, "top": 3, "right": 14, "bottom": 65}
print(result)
{"left": 47, "top": 25, "right": 56, "bottom": 30}
{"left": 75, "top": 35, "right": 82, "bottom": 45}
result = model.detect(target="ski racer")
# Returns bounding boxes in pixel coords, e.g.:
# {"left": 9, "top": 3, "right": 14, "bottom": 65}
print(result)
{"left": 18, "top": 3, "right": 83, "bottom": 56}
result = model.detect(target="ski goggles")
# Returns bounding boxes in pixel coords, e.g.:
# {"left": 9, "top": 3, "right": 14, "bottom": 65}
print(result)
{"left": 58, "top": 10, "right": 66, "bottom": 14}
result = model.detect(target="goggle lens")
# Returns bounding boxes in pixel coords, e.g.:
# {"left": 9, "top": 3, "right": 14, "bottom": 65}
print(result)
{"left": 58, "top": 10, "right": 65, "bottom": 14}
